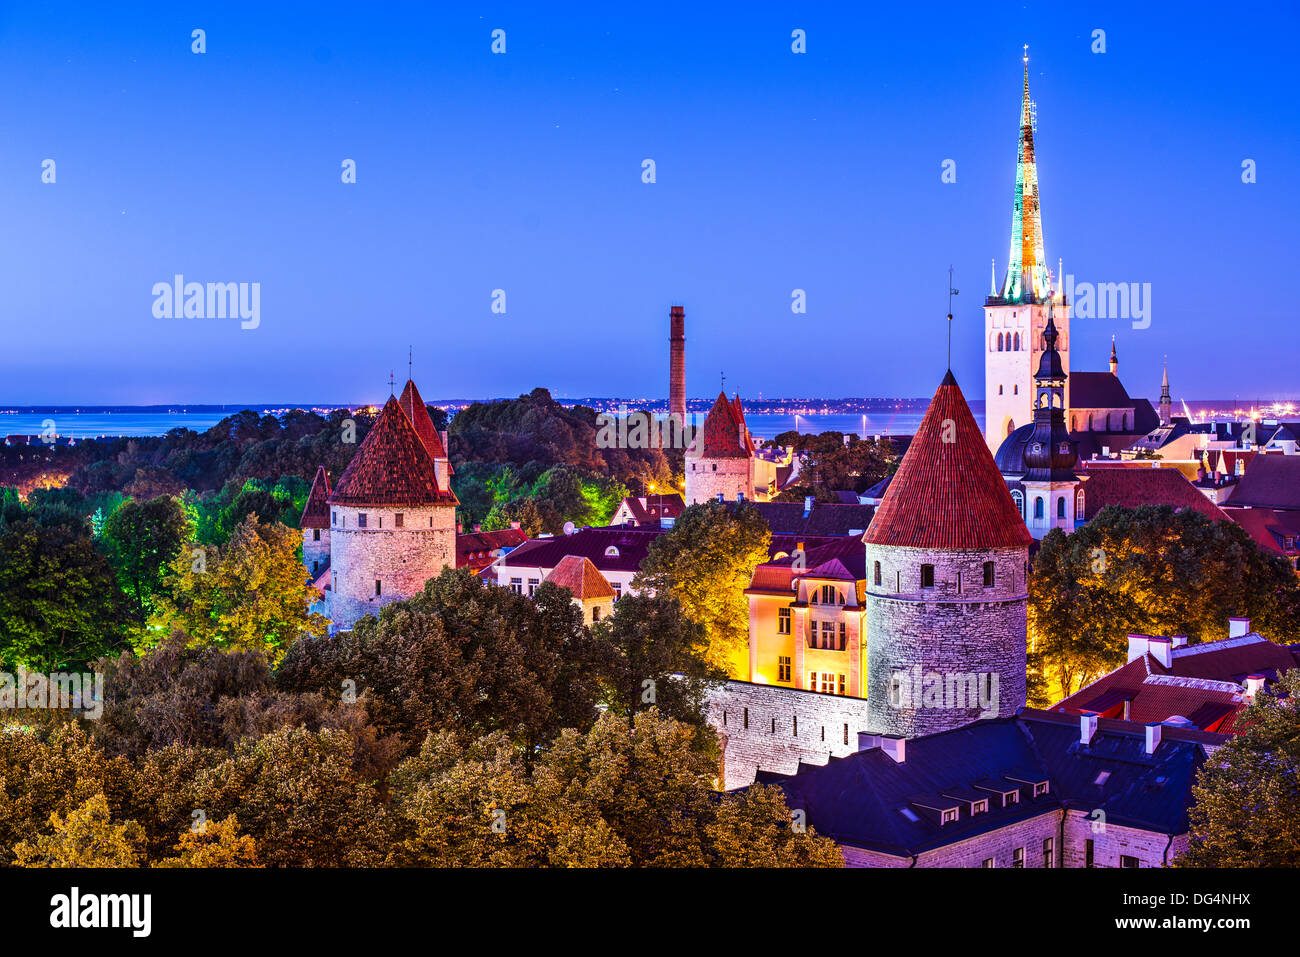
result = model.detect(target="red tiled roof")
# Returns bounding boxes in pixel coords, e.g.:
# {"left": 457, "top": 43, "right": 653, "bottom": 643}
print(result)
{"left": 864, "top": 371, "right": 1032, "bottom": 550}
{"left": 616, "top": 494, "right": 685, "bottom": 525}
{"left": 1229, "top": 453, "right": 1300, "bottom": 509}
{"left": 1078, "top": 466, "right": 1229, "bottom": 523}
{"left": 398, "top": 378, "right": 451, "bottom": 464}
{"left": 545, "top": 554, "right": 616, "bottom": 599}
{"left": 299, "top": 466, "right": 331, "bottom": 528}
{"left": 1222, "top": 507, "right": 1300, "bottom": 558}
{"left": 691, "top": 391, "right": 756, "bottom": 458}
{"left": 456, "top": 528, "right": 527, "bottom": 571}
{"left": 327, "top": 395, "right": 455, "bottom": 507}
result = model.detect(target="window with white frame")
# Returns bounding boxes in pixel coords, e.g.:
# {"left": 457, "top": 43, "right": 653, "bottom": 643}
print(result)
{"left": 777, "top": 607, "right": 791, "bottom": 635}
{"left": 778, "top": 655, "right": 791, "bottom": 682}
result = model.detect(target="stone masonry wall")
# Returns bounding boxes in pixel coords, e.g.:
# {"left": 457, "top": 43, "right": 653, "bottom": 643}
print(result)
{"left": 706, "top": 680, "right": 874, "bottom": 790}
{"left": 329, "top": 502, "right": 456, "bottom": 629}
{"left": 685, "top": 454, "right": 754, "bottom": 505}
{"left": 864, "top": 544, "right": 1027, "bottom": 737}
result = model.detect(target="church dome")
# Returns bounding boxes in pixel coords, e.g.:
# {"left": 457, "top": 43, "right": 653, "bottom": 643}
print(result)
{"left": 994, "top": 423, "right": 1034, "bottom": 476}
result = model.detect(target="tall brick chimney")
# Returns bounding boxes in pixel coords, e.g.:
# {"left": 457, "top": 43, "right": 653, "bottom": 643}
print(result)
{"left": 669, "top": 305, "right": 686, "bottom": 424}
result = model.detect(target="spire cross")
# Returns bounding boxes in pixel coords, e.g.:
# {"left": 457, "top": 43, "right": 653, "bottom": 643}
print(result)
{"left": 388, "top": 371, "right": 395, "bottom": 396}
{"left": 408, "top": 345, "right": 413, "bottom": 381}
{"left": 721, "top": 371, "right": 726, "bottom": 393}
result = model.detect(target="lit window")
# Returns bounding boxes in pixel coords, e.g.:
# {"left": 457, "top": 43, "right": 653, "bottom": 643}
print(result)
{"left": 1012, "top": 847, "right": 1024, "bottom": 868}
{"left": 981, "top": 858, "right": 995, "bottom": 868}
{"left": 972, "top": 800, "right": 988, "bottom": 815}
{"left": 1005, "top": 790, "right": 1019, "bottom": 806}
{"left": 1034, "top": 781, "right": 1050, "bottom": 798}
{"left": 778, "top": 656, "right": 791, "bottom": 682}
{"left": 837, "top": 673, "right": 846, "bottom": 695}
{"left": 777, "top": 607, "right": 791, "bottom": 635}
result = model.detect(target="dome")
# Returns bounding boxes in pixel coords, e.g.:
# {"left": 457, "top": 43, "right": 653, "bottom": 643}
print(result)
{"left": 994, "top": 423, "right": 1034, "bottom": 476}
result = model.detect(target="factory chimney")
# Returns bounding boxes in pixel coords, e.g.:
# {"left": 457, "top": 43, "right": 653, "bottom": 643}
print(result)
{"left": 669, "top": 306, "right": 686, "bottom": 425}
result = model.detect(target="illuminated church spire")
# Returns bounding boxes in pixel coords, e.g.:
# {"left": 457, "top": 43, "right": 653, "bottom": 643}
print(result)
{"left": 1001, "top": 46, "right": 1050, "bottom": 303}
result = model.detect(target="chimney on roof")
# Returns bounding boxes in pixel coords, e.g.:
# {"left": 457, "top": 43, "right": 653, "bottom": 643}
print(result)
{"left": 857, "top": 731, "right": 883, "bottom": 752}
{"left": 803, "top": 495, "right": 813, "bottom": 518}
{"left": 509, "top": 520, "right": 522, "bottom": 530}
{"left": 1080, "top": 712, "right": 1099, "bottom": 745}
{"left": 1228, "top": 617, "right": 1251, "bottom": 638}
{"left": 1243, "top": 674, "right": 1266, "bottom": 702}
{"left": 1171, "top": 635, "right": 1188, "bottom": 650}
{"left": 1144, "top": 722, "right": 1162, "bottom": 755}
{"left": 881, "top": 735, "right": 906, "bottom": 763}
{"left": 1128, "top": 634, "right": 1172, "bottom": 668}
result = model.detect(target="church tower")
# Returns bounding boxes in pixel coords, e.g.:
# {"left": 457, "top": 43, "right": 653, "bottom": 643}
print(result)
{"left": 1159, "top": 360, "right": 1172, "bottom": 426}
{"left": 1019, "top": 306, "right": 1082, "bottom": 539}
{"left": 864, "top": 369, "right": 1032, "bottom": 737}
{"left": 985, "top": 47, "right": 1070, "bottom": 452}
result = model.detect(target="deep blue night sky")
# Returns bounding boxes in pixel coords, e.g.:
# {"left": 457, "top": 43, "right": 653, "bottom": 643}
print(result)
{"left": 2, "top": 1, "right": 1296, "bottom": 405}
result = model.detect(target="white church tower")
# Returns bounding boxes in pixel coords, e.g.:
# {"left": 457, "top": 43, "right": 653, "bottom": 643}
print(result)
{"left": 985, "top": 47, "right": 1070, "bottom": 452}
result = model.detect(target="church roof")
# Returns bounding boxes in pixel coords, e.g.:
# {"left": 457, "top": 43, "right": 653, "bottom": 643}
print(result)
{"left": 691, "top": 391, "right": 756, "bottom": 458}
{"left": 1069, "top": 371, "right": 1133, "bottom": 410}
{"left": 398, "top": 378, "right": 451, "bottom": 464}
{"left": 299, "top": 466, "right": 332, "bottom": 528}
{"left": 328, "top": 395, "right": 454, "bottom": 507}
{"left": 1227, "top": 454, "right": 1300, "bottom": 510}
{"left": 866, "top": 371, "right": 1032, "bottom": 550}
{"left": 545, "top": 554, "right": 616, "bottom": 600}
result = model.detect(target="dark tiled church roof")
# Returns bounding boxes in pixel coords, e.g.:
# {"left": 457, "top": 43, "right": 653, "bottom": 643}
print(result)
{"left": 1228, "top": 454, "right": 1300, "bottom": 510}
{"left": 328, "top": 395, "right": 451, "bottom": 507}
{"left": 299, "top": 465, "right": 332, "bottom": 529}
{"left": 1070, "top": 371, "right": 1134, "bottom": 409}
{"left": 865, "top": 371, "right": 1032, "bottom": 550}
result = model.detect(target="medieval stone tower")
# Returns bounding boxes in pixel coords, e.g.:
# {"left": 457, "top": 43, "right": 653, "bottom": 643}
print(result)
{"left": 863, "top": 370, "right": 1033, "bottom": 737}
{"left": 322, "top": 378, "right": 458, "bottom": 629}
{"left": 300, "top": 465, "right": 332, "bottom": 578}
{"left": 684, "top": 391, "right": 756, "bottom": 505}
{"left": 985, "top": 48, "right": 1070, "bottom": 452}
{"left": 669, "top": 305, "right": 686, "bottom": 425}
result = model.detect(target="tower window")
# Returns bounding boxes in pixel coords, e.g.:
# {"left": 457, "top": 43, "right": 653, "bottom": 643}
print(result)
{"left": 395, "top": 512, "right": 404, "bottom": 528}
{"left": 998, "top": 385, "right": 1003, "bottom": 395}
{"left": 1076, "top": 489, "right": 1085, "bottom": 517}
{"left": 1014, "top": 332, "right": 1021, "bottom": 350}
{"left": 983, "top": 561, "right": 995, "bottom": 587}
{"left": 920, "top": 564, "right": 935, "bottom": 589}
{"left": 873, "top": 561, "right": 881, "bottom": 586}
{"left": 1013, "top": 385, "right": 1018, "bottom": 395}
{"left": 331, "top": 511, "right": 337, "bottom": 526}
{"left": 1011, "top": 489, "right": 1024, "bottom": 515}
{"left": 1034, "top": 497, "right": 1044, "bottom": 520}
{"left": 375, "top": 579, "right": 382, "bottom": 596}
{"left": 358, "top": 513, "right": 368, "bottom": 529}
{"left": 313, "top": 529, "right": 320, "bottom": 541}
{"left": 997, "top": 333, "right": 1004, "bottom": 351}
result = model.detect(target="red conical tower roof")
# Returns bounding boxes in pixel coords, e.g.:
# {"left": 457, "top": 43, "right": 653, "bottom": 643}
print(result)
{"left": 692, "top": 391, "right": 756, "bottom": 458}
{"left": 398, "top": 378, "right": 450, "bottom": 463}
{"left": 865, "top": 371, "right": 1031, "bottom": 550}
{"left": 299, "top": 465, "right": 331, "bottom": 528}
{"left": 328, "top": 395, "right": 454, "bottom": 507}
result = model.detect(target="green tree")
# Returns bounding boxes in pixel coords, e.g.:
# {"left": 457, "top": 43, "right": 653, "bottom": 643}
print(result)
{"left": 152, "top": 514, "right": 327, "bottom": 662}
{"left": 0, "top": 520, "right": 134, "bottom": 669}
{"left": 1176, "top": 670, "right": 1300, "bottom": 867}
{"left": 1029, "top": 506, "right": 1300, "bottom": 702}
{"left": 634, "top": 500, "right": 771, "bottom": 674}
{"left": 99, "top": 495, "right": 191, "bottom": 623}
{"left": 592, "top": 593, "right": 724, "bottom": 735}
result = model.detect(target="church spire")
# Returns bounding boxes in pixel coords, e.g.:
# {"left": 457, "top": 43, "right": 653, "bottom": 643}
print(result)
{"left": 1000, "top": 46, "right": 1050, "bottom": 303}
{"left": 1109, "top": 335, "right": 1118, "bottom": 375}
{"left": 1159, "top": 357, "right": 1172, "bottom": 426}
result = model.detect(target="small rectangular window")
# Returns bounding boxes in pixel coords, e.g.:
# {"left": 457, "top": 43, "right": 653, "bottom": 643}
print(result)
{"left": 1120, "top": 855, "right": 1140, "bottom": 869}
{"left": 509, "top": 577, "right": 523, "bottom": 594}
{"left": 375, "top": 579, "right": 382, "bottom": 596}
{"left": 395, "top": 512, "right": 404, "bottom": 528}
{"left": 1033, "top": 781, "right": 1050, "bottom": 798}
{"left": 873, "top": 561, "right": 881, "bottom": 586}
{"left": 1012, "top": 847, "right": 1024, "bottom": 868}
{"left": 331, "top": 511, "right": 337, "bottom": 526}
{"left": 777, "top": 655, "right": 791, "bottom": 682}
{"left": 527, "top": 577, "right": 539, "bottom": 597}
{"left": 983, "top": 561, "right": 996, "bottom": 587}
{"left": 921, "top": 564, "right": 935, "bottom": 589}
{"left": 941, "top": 808, "right": 959, "bottom": 825}
{"left": 838, "top": 674, "right": 846, "bottom": 695}
{"left": 1085, "top": 840, "right": 1095, "bottom": 868}
{"left": 777, "top": 607, "right": 791, "bottom": 635}
{"left": 982, "top": 858, "right": 995, "bottom": 868}
{"left": 1043, "top": 837, "right": 1055, "bottom": 868}
{"left": 313, "top": 528, "right": 320, "bottom": 541}
{"left": 358, "top": 513, "right": 368, "bottom": 529}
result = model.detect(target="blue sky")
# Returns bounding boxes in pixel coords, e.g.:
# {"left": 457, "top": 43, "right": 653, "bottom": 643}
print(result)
{"left": 2, "top": 1, "right": 1296, "bottom": 405}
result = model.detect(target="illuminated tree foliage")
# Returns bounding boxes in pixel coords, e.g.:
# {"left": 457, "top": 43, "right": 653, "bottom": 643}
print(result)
{"left": 635, "top": 500, "right": 772, "bottom": 674}
{"left": 1176, "top": 670, "right": 1300, "bottom": 867}
{"left": 12, "top": 793, "right": 145, "bottom": 868}
{"left": 153, "top": 814, "right": 261, "bottom": 868}
{"left": 769, "top": 431, "right": 899, "bottom": 501}
{"left": 0, "top": 520, "right": 135, "bottom": 670}
{"left": 1029, "top": 505, "right": 1300, "bottom": 703}
{"left": 98, "top": 495, "right": 191, "bottom": 623}
{"left": 151, "top": 514, "right": 327, "bottom": 662}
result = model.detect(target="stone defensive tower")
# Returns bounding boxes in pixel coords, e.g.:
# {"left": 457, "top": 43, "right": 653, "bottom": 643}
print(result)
{"left": 669, "top": 305, "right": 686, "bottom": 425}
{"left": 863, "top": 370, "right": 1032, "bottom": 737}
{"left": 324, "top": 382, "right": 458, "bottom": 629}
{"left": 684, "top": 391, "right": 756, "bottom": 505}
{"left": 300, "top": 465, "right": 332, "bottom": 578}
{"left": 985, "top": 47, "right": 1070, "bottom": 451}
